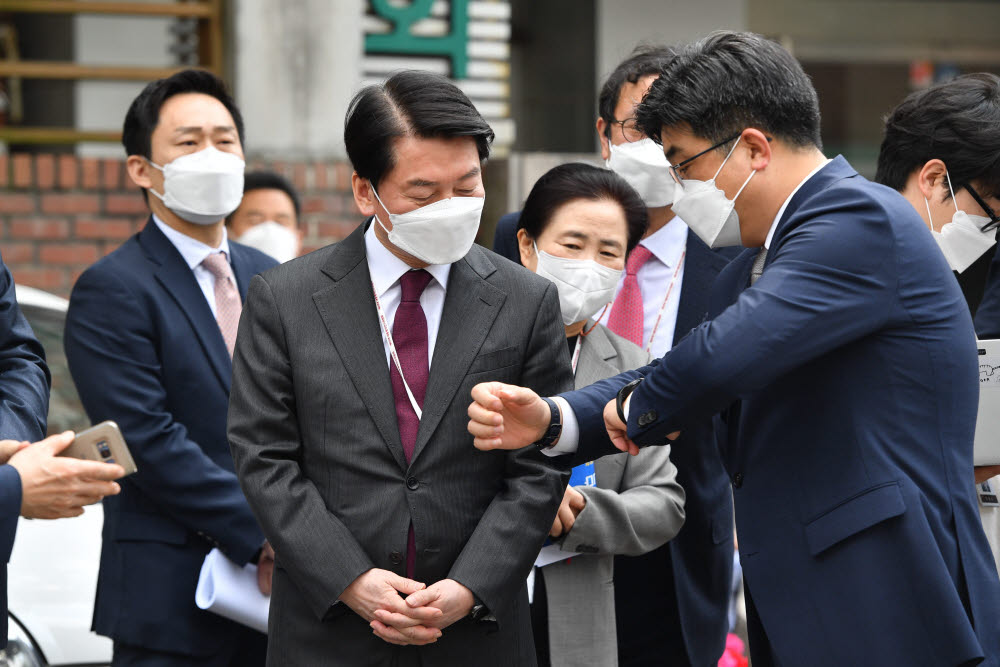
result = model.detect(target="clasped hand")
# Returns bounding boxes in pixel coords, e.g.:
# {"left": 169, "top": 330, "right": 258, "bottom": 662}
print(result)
{"left": 340, "top": 569, "right": 474, "bottom": 646}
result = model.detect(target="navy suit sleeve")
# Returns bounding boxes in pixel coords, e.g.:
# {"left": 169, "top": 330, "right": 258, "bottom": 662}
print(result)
{"left": 492, "top": 212, "right": 522, "bottom": 265}
{"left": 626, "top": 201, "right": 897, "bottom": 445}
{"left": 0, "top": 465, "right": 20, "bottom": 563}
{"left": 65, "top": 265, "right": 263, "bottom": 564}
{"left": 0, "top": 256, "right": 50, "bottom": 442}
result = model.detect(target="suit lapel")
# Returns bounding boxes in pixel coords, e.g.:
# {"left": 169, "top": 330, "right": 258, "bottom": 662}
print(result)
{"left": 574, "top": 323, "right": 619, "bottom": 388}
{"left": 312, "top": 224, "right": 408, "bottom": 472}
{"left": 228, "top": 243, "right": 256, "bottom": 302}
{"left": 674, "top": 229, "right": 728, "bottom": 344}
{"left": 140, "top": 219, "right": 233, "bottom": 392}
{"left": 411, "top": 246, "right": 506, "bottom": 464}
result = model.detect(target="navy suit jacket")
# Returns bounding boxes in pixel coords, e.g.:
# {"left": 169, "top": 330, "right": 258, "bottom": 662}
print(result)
{"left": 494, "top": 207, "right": 735, "bottom": 664}
{"left": 975, "top": 245, "right": 1000, "bottom": 337}
{"left": 64, "top": 219, "right": 276, "bottom": 656}
{"left": 562, "top": 157, "right": 1000, "bottom": 666}
{"left": 0, "top": 252, "right": 50, "bottom": 645}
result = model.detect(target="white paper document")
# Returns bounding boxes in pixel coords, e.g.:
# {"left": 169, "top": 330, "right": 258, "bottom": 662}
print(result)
{"left": 195, "top": 548, "right": 270, "bottom": 634}
{"left": 975, "top": 340, "right": 1000, "bottom": 466}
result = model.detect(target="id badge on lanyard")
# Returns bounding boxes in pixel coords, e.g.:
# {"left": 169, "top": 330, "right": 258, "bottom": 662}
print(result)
{"left": 372, "top": 281, "right": 423, "bottom": 419}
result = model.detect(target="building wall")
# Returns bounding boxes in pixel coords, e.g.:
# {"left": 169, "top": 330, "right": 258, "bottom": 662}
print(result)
{"left": 0, "top": 153, "right": 362, "bottom": 297}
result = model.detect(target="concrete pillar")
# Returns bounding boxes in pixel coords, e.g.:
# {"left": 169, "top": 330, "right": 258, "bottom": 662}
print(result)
{"left": 233, "top": 0, "right": 364, "bottom": 160}
{"left": 595, "top": 0, "right": 748, "bottom": 85}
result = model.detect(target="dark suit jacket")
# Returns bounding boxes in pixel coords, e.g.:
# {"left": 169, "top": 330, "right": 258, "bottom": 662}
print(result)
{"left": 492, "top": 211, "right": 522, "bottom": 264}
{"left": 562, "top": 157, "right": 1000, "bottom": 666}
{"left": 496, "top": 207, "right": 735, "bottom": 665}
{"left": 64, "top": 218, "right": 276, "bottom": 656}
{"left": 975, "top": 244, "right": 1000, "bottom": 337}
{"left": 0, "top": 252, "right": 49, "bottom": 646}
{"left": 228, "top": 221, "right": 573, "bottom": 666}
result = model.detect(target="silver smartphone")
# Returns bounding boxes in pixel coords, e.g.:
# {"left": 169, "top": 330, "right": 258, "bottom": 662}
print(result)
{"left": 59, "top": 421, "right": 138, "bottom": 475}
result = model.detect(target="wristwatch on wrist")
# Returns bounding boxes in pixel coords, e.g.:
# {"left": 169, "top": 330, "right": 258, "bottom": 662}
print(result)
{"left": 533, "top": 396, "right": 562, "bottom": 450}
{"left": 616, "top": 378, "right": 643, "bottom": 424}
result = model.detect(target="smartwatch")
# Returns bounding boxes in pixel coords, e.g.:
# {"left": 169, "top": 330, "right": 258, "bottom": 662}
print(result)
{"left": 616, "top": 378, "right": 643, "bottom": 424}
{"left": 533, "top": 397, "right": 562, "bottom": 450}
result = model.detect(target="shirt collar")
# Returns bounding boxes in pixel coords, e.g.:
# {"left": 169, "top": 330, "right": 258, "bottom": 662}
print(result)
{"left": 153, "top": 214, "right": 231, "bottom": 270}
{"left": 764, "top": 158, "right": 831, "bottom": 249}
{"left": 638, "top": 214, "right": 688, "bottom": 266}
{"left": 364, "top": 220, "right": 451, "bottom": 298}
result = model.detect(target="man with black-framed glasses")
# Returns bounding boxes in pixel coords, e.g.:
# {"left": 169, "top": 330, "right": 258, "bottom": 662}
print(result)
{"left": 875, "top": 71, "right": 1000, "bottom": 581}
{"left": 468, "top": 31, "right": 1000, "bottom": 666}
{"left": 492, "top": 45, "right": 738, "bottom": 667}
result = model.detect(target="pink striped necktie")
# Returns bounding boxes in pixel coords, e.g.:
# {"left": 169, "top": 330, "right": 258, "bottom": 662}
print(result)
{"left": 201, "top": 252, "right": 242, "bottom": 358}
{"left": 607, "top": 244, "right": 654, "bottom": 347}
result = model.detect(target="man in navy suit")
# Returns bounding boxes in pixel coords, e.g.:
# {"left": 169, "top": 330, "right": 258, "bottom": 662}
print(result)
{"left": 468, "top": 31, "right": 1000, "bottom": 665}
{"left": 495, "top": 46, "right": 736, "bottom": 667}
{"left": 0, "top": 253, "right": 125, "bottom": 646}
{"left": 65, "top": 70, "right": 277, "bottom": 666}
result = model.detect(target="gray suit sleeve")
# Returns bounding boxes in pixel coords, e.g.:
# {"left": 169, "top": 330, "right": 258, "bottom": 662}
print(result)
{"left": 447, "top": 281, "right": 572, "bottom": 617}
{"left": 559, "top": 445, "right": 685, "bottom": 556}
{"left": 228, "top": 274, "right": 374, "bottom": 620}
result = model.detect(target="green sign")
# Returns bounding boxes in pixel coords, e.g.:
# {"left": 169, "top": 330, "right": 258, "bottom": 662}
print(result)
{"left": 366, "top": 0, "right": 470, "bottom": 79}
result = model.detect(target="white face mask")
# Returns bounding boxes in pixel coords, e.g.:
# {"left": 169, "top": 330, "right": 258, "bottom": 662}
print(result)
{"left": 235, "top": 221, "right": 300, "bottom": 264}
{"left": 606, "top": 138, "right": 675, "bottom": 207}
{"left": 148, "top": 147, "right": 245, "bottom": 225}
{"left": 927, "top": 171, "right": 996, "bottom": 273}
{"left": 533, "top": 243, "right": 622, "bottom": 325}
{"left": 370, "top": 184, "right": 483, "bottom": 266}
{"left": 669, "top": 136, "right": 756, "bottom": 248}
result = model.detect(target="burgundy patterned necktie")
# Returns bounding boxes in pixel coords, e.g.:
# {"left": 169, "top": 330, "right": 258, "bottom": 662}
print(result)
{"left": 607, "top": 244, "right": 653, "bottom": 347}
{"left": 389, "top": 269, "right": 433, "bottom": 578}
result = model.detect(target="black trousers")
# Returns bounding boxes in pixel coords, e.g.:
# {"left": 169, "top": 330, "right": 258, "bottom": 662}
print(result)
{"left": 112, "top": 626, "right": 266, "bottom": 667}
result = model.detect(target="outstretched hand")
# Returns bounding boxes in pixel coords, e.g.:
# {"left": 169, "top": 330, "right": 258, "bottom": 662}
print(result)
{"left": 467, "top": 382, "right": 551, "bottom": 451}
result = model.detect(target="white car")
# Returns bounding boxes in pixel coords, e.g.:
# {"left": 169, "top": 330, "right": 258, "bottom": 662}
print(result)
{"left": 2, "top": 286, "right": 112, "bottom": 666}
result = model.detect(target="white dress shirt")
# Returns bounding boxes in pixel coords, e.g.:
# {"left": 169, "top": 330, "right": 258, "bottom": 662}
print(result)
{"left": 364, "top": 222, "right": 451, "bottom": 369}
{"left": 546, "top": 158, "right": 832, "bottom": 456}
{"left": 595, "top": 214, "right": 688, "bottom": 359}
{"left": 153, "top": 215, "right": 234, "bottom": 318}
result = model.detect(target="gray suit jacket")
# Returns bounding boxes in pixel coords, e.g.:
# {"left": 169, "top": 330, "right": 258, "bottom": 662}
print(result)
{"left": 228, "top": 223, "right": 573, "bottom": 666}
{"left": 542, "top": 323, "right": 685, "bottom": 667}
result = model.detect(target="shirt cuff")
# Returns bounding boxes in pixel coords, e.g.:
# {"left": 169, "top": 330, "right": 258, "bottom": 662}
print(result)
{"left": 623, "top": 394, "right": 631, "bottom": 421}
{"left": 541, "top": 397, "right": 579, "bottom": 456}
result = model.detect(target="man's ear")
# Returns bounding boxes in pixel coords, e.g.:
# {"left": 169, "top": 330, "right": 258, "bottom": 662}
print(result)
{"left": 917, "top": 159, "right": 949, "bottom": 203}
{"left": 742, "top": 129, "right": 772, "bottom": 172}
{"left": 126, "top": 155, "right": 154, "bottom": 190}
{"left": 352, "top": 173, "right": 377, "bottom": 218}
{"left": 596, "top": 118, "right": 611, "bottom": 161}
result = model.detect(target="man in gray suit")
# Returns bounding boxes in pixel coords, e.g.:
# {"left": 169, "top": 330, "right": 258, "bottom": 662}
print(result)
{"left": 228, "top": 70, "right": 572, "bottom": 666}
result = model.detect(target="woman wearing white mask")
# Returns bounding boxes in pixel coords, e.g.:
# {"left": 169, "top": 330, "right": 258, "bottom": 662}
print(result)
{"left": 514, "top": 162, "right": 686, "bottom": 667}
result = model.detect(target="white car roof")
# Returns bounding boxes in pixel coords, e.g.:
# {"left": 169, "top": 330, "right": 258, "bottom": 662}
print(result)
{"left": 14, "top": 285, "right": 69, "bottom": 313}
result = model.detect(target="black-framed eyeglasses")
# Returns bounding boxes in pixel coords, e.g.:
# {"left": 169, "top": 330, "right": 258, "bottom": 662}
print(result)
{"left": 668, "top": 133, "right": 742, "bottom": 186}
{"left": 964, "top": 183, "right": 1000, "bottom": 233}
{"left": 609, "top": 117, "right": 644, "bottom": 143}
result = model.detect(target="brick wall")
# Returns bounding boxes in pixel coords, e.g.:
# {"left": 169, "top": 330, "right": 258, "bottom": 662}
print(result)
{"left": 0, "top": 153, "right": 362, "bottom": 297}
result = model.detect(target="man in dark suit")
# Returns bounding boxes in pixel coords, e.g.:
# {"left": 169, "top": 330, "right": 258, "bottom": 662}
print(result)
{"left": 227, "top": 70, "right": 571, "bottom": 666}
{"left": 468, "top": 32, "right": 1000, "bottom": 666}
{"left": 494, "top": 46, "right": 735, "bottom": 666}
{"left": 65, "top": 70, "right": 277, "bottom": 666}
{"left": 0, "top": 252, "right": 125, "bottom": 646}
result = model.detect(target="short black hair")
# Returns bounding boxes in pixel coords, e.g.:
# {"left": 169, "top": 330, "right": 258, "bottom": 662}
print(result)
{"left": 598, "top": 45, "right": 676, "bottom": 139}
{"left": 344, "top": 70, "right": 494, "bottom": 189}
{"left": 122, "top": 68, "right": 244, "bottom": 159}
{"left": 517, "top": 163, "right": 648, "bottom": 256}
{"left": 241, "top": 170, "right": 302, "bottom": 219}
{"left": 875, "top": 73, "right": 1000, "bottom": 200}
{"left": 636, "top": 31, "right": 822, "bottom": 151}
